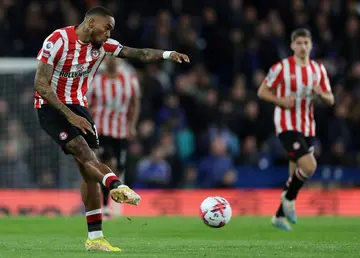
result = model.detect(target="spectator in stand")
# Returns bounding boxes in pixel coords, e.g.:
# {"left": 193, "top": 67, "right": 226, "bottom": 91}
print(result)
{"left": 135, "top": 145, "right": 172, "bottom": 188}
{"left": 197, "top": 137, "right": 237, "bottom": 188}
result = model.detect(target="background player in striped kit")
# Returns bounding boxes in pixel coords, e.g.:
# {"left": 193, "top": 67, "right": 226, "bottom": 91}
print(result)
{"left": 34, "top": 6, "right": 190, "bottom": 251}
{"left": 88, "top": 56, "right": 140, "bottom": 218}
{"left": 257, "top": 28, "right": 334, "bottom": 230}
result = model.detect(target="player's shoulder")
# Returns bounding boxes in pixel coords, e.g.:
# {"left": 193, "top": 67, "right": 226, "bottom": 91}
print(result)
{"left": 270, "top": 60, "right": 285, "bottom": 71}
{"left": 46, "top": 26, "right": 74, "bottom": 40}
{"left": 44, "top": 26, "right": 71, "bottom": 43}
{"left": 104, "top": 38, "right": 121, "bottom": 46}
{"left": 309, "top": 59, "right": 326, "bottom": 69}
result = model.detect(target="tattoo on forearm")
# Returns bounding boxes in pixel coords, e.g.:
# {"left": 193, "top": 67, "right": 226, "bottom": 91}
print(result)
{"left": 34, "top": 62, "right": 73, "bottom": 118}
{"left": 117, "top": 46, "right": 163, "bottom": 62}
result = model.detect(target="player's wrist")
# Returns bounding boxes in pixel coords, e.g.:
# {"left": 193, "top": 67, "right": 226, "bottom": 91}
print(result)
{"left": 162, "top": 51, "right": 174, "bottom": 60}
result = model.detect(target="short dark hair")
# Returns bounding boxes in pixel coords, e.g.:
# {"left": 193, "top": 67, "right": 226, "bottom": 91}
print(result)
{"left": 85, "top": 6, "right": 113, "bottom": 18}
{"left": 291, "top": 28, "right": 312, "bottom": 42}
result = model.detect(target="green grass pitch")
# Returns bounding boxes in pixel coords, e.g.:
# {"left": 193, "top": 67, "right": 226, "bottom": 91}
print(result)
{"left": 0, "top": 217, "right": 359, "bottom": 257}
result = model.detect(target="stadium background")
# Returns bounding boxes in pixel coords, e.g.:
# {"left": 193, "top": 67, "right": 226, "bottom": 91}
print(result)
{"left": 1, "top": 0, "right": 360, "bottom": 216}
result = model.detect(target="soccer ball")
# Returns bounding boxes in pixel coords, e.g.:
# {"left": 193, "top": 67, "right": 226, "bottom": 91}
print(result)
{"left": 200, "top": 196, "right": 232, "bottom": 228}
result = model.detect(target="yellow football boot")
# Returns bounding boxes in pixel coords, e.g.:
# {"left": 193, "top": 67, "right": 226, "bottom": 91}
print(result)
{"left": 85, "top": 237, "right": 121, "bottom": 252}
{"left": 110, "top": 185, "right": 141, "bottom": 205}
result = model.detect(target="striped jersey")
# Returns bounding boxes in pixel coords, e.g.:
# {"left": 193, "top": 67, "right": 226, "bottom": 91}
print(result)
{"left": 34, "top": 25, "right": 123, "bottom": 108}
{"left": 263, "top": 56, "right": 332, "bottom": 137}
{"left": 88, "top": 61, "right": 140, "bottom": 139}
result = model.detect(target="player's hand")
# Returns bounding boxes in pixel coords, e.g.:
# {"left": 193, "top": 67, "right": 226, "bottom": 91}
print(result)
{"left": 128, "top": 126, "right": 137, "bottom": 140}
{"left": 279, "top": 96, "right": 296, "bottom": 109}
{"left": 170, "top": 52, "right": 190, "bottom": 63}
{"left": 68, "top": 114, "right": 95, "bottom": 135}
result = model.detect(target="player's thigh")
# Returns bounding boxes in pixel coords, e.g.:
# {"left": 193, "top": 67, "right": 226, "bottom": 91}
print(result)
{"left": 68, "top": 105, "right": 99, "bottom": 151}
{"left": 278, "top": 131, "right": 310, "bottom": 162}
{"left": 37, "top": 106, "right": 80, "bottom": 154}
{"left": 66, "top": 135, "right": 98, "bottom": 165}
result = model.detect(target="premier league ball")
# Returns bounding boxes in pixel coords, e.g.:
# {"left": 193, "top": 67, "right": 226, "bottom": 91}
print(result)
{"left": 200, "top": 196, "right": 232, "bottom": 228}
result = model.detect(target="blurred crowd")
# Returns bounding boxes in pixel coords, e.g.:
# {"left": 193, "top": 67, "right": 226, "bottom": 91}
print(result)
{"left": 1, "top": 0, "right": 360, "bottom": 189}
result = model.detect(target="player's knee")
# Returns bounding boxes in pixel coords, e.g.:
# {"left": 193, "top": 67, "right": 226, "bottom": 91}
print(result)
{"left": 298, "top": 154, "right": 317, "bottom": 176}
{"left": 66, "top": 136, "right": 98, "bottom": 165}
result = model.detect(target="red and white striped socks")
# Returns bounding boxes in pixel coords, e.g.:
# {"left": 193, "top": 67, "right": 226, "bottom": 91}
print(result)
{"left": 86, "top": 209, "right": 103, "bottom": 240}
{"left": 102, "top": 172, "right": 122, "bottom": 189}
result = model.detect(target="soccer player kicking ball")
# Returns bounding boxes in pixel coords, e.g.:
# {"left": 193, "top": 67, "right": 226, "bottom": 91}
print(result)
{"left": 34, "top": 6, "right": 189, "bottom": 251}
{"left": 257, "top": 28, "right": 334, "bottom": 230}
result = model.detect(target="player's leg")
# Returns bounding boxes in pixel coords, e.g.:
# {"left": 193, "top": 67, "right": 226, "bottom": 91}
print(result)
{"left": 75, "top": 160, "right": 120, "bottom": 251}
{"left": 272, "top": 160, "right": 297, "bottom": 230}
{"left": 97, "top": 136, "right": 118, "bottom": 217}
{"left": 100, "top": 157, "right": 116, "bottom": 217}
{"left": 66, "top": 136, "right": 140, "bottom": 205}
{"left": 284, "top": 151, "right": 316, "bottom": 200}
{"left": 37, "top": 106, "right": 140, "bottom": 205}
{"left": 279, "top": 133, "right": 317, "bottom": 223}
{"left": 275, "top": 161, "right": 296, "bottom": 218}
{"left": 102, "top": 138, "right": 127, "bottom": 218}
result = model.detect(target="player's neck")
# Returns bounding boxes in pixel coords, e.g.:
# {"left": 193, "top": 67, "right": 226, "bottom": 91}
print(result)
{"left": 293, "top": 55, "right": 309, "bottom": 66}
{"left": 75, "top": 23, "right": 92, "bottom": 43}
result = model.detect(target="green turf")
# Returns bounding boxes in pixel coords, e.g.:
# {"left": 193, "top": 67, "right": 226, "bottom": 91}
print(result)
{"left": 0, "top": 217, "right": 359, "bottom": 257}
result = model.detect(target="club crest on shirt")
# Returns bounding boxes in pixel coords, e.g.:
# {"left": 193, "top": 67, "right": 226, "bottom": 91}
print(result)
{"left": 293, "top": 141, "right": 300, "bottom": 150}
{"left": 59, "top": 132, "right": 68, "bottom": 141}
{"left": 91, "top": 49, "right": 100, "bottom": 58}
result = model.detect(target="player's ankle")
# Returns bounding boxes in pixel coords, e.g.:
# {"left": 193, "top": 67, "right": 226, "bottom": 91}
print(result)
{"left": 86, "top": 209, "right": 103, "bottom": 240}
{"left": 102, "top": 172, "right": 122, "bottom": 189}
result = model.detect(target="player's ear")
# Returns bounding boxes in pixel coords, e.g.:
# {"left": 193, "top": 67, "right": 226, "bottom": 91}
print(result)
{"left": 290, "top": 41, "right": 295, "bottom": 51}
{"left": 87, "top": 17, "right": 95, "bottom": 29}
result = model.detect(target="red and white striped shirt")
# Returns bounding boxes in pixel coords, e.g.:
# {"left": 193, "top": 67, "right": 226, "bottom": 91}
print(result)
{"left": 34, "top": 25, "right": 123, "bottom": 108}
{"left": 263, "top": 56, "right": 332, "bottom": 137}
{"left": 88, "top": 61, "right": 140, "bottom": 139}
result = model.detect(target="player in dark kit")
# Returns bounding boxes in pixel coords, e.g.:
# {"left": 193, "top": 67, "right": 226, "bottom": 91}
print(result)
{"left": 34, "top": 6, "right": 189, "bottom": 251}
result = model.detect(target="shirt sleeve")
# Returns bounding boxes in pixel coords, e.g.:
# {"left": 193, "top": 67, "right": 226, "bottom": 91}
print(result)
{"left": 319, "top": 63, "right": 332, "bottom": 92}
{"left": 36, "top": 31, "right": 64, "bottom": 65}
{"left": 263, "top": 62, "right": 283, "bottom": 89}
{"left": 103, "top": 38, "right": 123, "bottom": 56}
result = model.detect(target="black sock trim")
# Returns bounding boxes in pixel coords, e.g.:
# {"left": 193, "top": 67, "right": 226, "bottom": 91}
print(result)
{"left": 109, "top": 180, "right": 122, "bottom": 190}
{"left": 88, "top": 221, "right": 102, "bottom": 232}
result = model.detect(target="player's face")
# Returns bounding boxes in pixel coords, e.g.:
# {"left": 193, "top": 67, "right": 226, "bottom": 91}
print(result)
{"left": 89, "top": 16, "right": 115, "bottom": 48}
{"left": 291, "top": 36, "right": 312, "bottom": 59}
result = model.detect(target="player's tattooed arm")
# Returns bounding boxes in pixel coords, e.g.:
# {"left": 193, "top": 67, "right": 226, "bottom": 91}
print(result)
{"left": 34, "top": 62, "right": 74, "bottom": 118}
{"left": 34, "top": 62, "right": 95, "bottom": 135}
{"left": 117, "top": 46, "right": 190, "bottom": 63}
